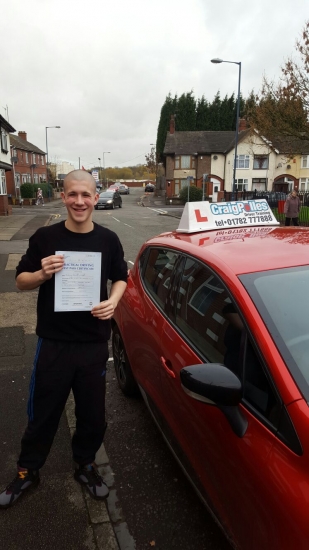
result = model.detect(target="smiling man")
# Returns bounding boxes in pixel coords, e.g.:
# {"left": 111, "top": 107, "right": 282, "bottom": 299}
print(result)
{"left": 0, "top": 170, "right": 127, "bottom": 508}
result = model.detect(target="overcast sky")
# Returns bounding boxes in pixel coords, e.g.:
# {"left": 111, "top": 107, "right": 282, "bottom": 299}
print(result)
{"left": 2, "top": 0, "right": 307, "bottom": 170}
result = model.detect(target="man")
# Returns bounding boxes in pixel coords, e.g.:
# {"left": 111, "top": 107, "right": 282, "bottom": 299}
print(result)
{"left": 36, "top": 187, "right": 44, "bottom": 206}
{"left": 0, "top": 170, "right": 127, "bottom": 508}
{"left": 284, "top": 189, "right": 301, "bottom": 226}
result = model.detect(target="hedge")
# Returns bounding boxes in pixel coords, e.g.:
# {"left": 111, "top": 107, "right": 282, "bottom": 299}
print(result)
{"left": 20, "top": 183, "right": 53, "bottom": 199}
{"left": 179, "top": 186, "right": 204, "bottom": 204}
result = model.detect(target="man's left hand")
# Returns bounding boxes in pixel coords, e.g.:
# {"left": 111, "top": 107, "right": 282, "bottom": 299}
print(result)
{"left": 91, "top": 299, "right": 116, "bottom": 320}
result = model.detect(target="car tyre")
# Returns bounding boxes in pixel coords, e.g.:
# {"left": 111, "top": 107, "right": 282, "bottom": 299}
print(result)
{"left": 112, "top": 326, "right": 139, "bottom": 397}
{"left": 111, "top": 203, "right": 115, "bottom": 209}
{"left": 119, "top": 202, "right": 122, "bottom": 208}
{"left": 95, "top": 206, "right": 98, "bottom": 210}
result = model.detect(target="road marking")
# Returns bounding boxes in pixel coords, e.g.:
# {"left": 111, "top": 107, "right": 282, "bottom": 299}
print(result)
{"left": 147, "top": 207, "right": 168, "bottom": 214}
{"left": 128, "top": 261, "right": 134, "bottom": 265}
{"left": 112, "top": 217, "right": 120, "bottom": 222}
{"left": 123, "top": 223, "right": 133, "bottom": 228}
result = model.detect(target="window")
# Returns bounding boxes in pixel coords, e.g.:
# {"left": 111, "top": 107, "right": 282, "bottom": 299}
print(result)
{"left": 300, "top": 178, "right": 309, "bottom": 191}
{"left": 235, "top": 154, "right": 250, "bottom": 169}
{"left": 235, "top": 179, "right": 249, "bottom": 191}
{"left": 175, "top": 155, "right": 196, "bottom": 170}
{"left": 142, "top": 248, "right": 180, "bottom": 310}
{"left": 22, "top": 174, "right": 28, "bottom": 183}
{"left": 33, "top": 154, "right": 36, "bottom": 164}
{"left": 15, "top": 173, "right": 21, "bottom": 188}
{"left": 253, "top": 155, "right": 269, "bottom": 169}
{"left": 175, "top": 258, "right": 230, "bottom": 362}
{"left": 34, "top": 174, "right": 39, "bottom": 183}
{"left": 25, "top": 152, "right": 29, "bottom": 163}
{"left": 252, "top": 178, "right": 267, "bottom": 191}
{"left": 301, "top": 155, "right": 309, "bottom": 168}
{"left": 0, "top": 169, "right": 7, "bottom": 194}
{"left": 1, "top": 130, "right": 8, "bottom": 152}
{"left": 41, "top": 155, "right": 44, "bottom": 165}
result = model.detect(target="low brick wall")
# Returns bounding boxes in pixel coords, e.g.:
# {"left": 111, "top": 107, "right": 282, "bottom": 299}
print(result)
{"left": 0, "top": 195, "right": 12, "bottom": 216}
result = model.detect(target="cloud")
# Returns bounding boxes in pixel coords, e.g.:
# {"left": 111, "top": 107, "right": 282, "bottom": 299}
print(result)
{"left": 1, "top": 0, "right": 307, "bottom": 168}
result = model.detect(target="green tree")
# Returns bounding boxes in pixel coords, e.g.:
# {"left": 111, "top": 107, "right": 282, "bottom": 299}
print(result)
{"left": 196, "top": 96, "right": 210, "bottom": 130}
{"left": 175, "top": 91, "right": 196, "bottom": 131}
{"left": 208, "top": 92, "right": 221, "bottom": 130}
{"left": 156, "top": 93, "right": 177, "bottom": 161}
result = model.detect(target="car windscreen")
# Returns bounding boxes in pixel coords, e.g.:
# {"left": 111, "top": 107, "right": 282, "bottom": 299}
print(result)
{"left": 240, "top": 266, "right": 309, "bottom": 401}
{"left": 99, "top": 192, "right": 114, "bottom": 198}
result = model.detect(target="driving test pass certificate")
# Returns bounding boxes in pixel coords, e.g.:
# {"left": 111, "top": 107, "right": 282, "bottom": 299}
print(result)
{"left": 54, "top": 251, "right": 102, "bottom": 312}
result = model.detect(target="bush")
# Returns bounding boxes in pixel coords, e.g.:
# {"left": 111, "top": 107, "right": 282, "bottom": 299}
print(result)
{"left": 20, "top": 183, "right": 34, "bottom": 198}
{"left": 179, "top": 186, "right": 203, "bottom": 204}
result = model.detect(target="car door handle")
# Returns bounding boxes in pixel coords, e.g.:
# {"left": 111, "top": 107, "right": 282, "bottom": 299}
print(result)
{"left": 160, "top": 356, "right": 176, "bottom": 379}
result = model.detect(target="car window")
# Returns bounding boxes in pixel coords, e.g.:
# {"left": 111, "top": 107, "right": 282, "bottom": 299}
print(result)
{"left": 142, "top": 248, "right": 180, "bottom": 310}
{"left": 175, "top": 258, "right": 231, "bottom": 363}
{"left": 242, "top": 337, "right": 281, "bottom": 424}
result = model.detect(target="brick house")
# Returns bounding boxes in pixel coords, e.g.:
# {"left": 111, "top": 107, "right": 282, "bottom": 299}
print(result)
{"left": 0, "top": 115, "right": 16, "bottom": 215}
{"left": 6, "top": 131, "right": 47, "bottom": 198}
{"left": 163, "top": 116, "right": 309, "bottom": 199}
{"left": 163, "top": 115, "right": 238, "bottom": 199}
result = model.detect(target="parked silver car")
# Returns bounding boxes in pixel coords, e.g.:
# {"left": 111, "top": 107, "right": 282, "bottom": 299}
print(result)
{"left": 95, "top": 191, "right": 122, "bottom": 210}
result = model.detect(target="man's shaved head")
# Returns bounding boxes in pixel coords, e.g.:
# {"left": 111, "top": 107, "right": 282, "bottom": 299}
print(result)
{"left": 63, "top": 170, "right": 97, "bottom": 192}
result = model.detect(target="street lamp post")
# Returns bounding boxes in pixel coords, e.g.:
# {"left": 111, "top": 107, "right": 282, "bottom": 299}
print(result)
{"left": 98, "top": 158, "right": 101, "bottom": 182}
{"left": 45, "top": 126, "right": 60, "bottom": 199}
{"left": 211, "top": 58, "right": 241, "bottom": 195}
{"left": 102, "top": 152, "right": 110, "bottom": 189}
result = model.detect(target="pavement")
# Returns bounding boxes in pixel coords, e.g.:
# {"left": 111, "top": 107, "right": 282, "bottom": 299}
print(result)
{"left": 0, "top": 200, "right": 135, "bottom": 550}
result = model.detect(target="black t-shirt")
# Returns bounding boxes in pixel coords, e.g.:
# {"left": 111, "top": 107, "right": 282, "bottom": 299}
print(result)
{"left": 16, "top": 221, "right": 127, "bottom": 342}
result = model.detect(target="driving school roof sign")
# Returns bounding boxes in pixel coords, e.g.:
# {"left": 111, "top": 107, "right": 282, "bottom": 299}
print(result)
{"left": 176, "top": 199, "right": 279, "bottom": 233}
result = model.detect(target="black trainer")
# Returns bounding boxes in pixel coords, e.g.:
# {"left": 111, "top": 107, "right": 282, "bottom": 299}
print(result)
{"left": 74, "top": 463, "right": 109, "bottom": 500}
{"left": 0, "top": 467, "right": 40, "bottom": 509}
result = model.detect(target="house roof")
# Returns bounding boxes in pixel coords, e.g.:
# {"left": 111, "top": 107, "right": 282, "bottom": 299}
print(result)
{"left": 0, "top": 115, "right": 15, "bottom": 133}
{"left": 9, "top": 134, "right": 45, "bottom": 155}
{"left": 270, "top": 136, "right": 309, "bottom": 155}
{"left": 163, "top": 130, "right": 250, "bottom": 155}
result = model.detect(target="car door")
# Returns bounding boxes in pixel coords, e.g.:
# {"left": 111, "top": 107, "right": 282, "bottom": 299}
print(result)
{"left": 159, "top": 255, "right": 294, "bottom": 549}
{"left": 122, "top": 247, "right": 181, "bottom": 420}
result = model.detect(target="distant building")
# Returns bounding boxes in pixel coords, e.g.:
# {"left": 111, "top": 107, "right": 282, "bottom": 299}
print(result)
{"left": 0, "top": 115, "right": 16, "bottom": 215}
{"left": 7, "top": 131, "right": 46, "bottom": 198}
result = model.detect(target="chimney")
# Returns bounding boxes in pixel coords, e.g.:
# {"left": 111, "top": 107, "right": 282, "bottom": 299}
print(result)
{"left": 238, "top": 118, "right": 247, "bottom": 132}
{"left": 169, "top": 115, "right": 175, "bottom": 135}
{"left": 18, "top": 131, "right": 27, "bottom": 141}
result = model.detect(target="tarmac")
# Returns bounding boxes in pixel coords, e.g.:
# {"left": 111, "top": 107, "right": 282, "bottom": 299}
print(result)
{"left": 0, "top": 200, "right": 136, "bottom": 550}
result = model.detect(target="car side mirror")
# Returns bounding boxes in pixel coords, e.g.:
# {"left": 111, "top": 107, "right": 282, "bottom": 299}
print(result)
{"left": 180, "top": 364, "right": 248, "bottom": 438}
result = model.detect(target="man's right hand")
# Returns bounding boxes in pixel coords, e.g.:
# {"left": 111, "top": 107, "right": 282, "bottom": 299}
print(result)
{"left": 41, "top": 255, "right": 65, "bottom": 281}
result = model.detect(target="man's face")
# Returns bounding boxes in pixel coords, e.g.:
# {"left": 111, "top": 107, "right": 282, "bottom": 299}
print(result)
{"left": 61, "top": 179, "right": 99, "bottom": 225}
{"left": 292, "top": 191, "right": 297, "bottom": 197}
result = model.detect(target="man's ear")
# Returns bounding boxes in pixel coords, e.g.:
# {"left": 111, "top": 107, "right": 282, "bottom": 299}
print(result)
{"left": 60, "top": 191, "right": 66, "bottom": 203}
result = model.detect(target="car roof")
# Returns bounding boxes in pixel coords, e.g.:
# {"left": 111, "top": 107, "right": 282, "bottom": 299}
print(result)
{"left": 144, "top": 227, "right": 309, "bottom": 275}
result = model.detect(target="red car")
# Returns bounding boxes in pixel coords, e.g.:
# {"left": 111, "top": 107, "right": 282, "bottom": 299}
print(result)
{"left": 112, "top": 200, "right": 309, "bottom": 550}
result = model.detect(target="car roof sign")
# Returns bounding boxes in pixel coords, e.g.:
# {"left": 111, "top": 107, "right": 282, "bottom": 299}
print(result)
{"left": 176, "top": 200, "right": 279, "bottom": 233}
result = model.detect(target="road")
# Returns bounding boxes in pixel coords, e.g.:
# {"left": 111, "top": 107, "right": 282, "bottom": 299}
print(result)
{"left": 92, "top": 189, "right": 231, "bottom": 550}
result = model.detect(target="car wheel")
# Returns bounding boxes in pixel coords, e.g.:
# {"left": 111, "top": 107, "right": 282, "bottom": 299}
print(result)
{"left": 111, "top": 203, "right": 115, "bottom": 209}
{"left": 95, "top": 206, "right": 98, "bottom": 210}
{"left": 119, "top": 202, "right": 122, "bottom": 208}
{"left": 112, "top": 326, "right": 139, "bottom": 396}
